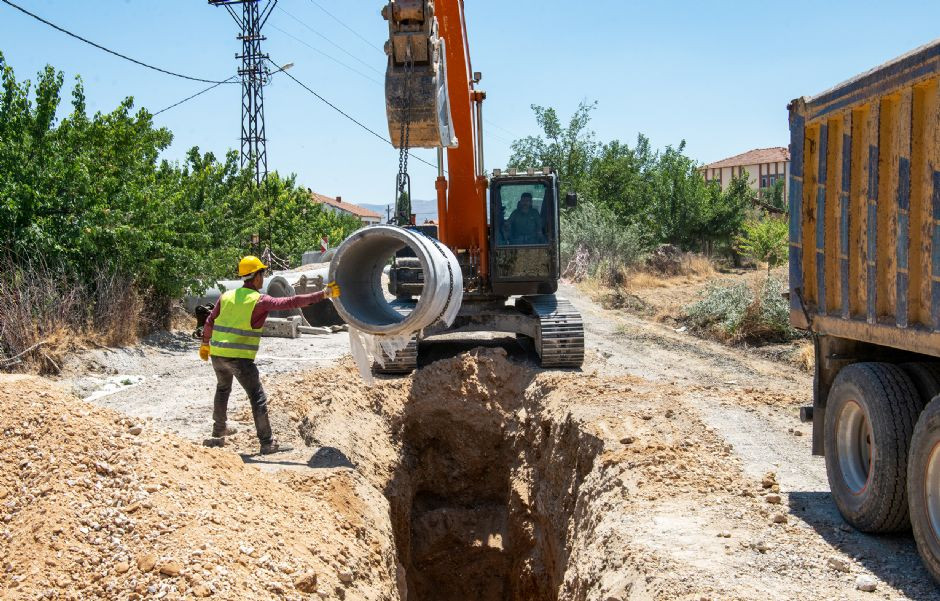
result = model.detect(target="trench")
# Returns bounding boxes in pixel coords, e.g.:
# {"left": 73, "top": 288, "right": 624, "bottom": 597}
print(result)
{"left": 383, "top": 353, "right": 603, "bottom": 601}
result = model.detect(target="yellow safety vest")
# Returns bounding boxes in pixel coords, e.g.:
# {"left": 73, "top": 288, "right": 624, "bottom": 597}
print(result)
{"left": 209, "top": 288, "right": 263, "bottom": 360}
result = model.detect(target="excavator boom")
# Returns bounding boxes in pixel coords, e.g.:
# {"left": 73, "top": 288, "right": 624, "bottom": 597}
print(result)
{"left": 383, "top": 0, "right": 489, "bottom": 283}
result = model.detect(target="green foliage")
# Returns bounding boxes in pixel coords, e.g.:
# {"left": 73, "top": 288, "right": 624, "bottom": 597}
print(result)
{"left": 762, "top": 178, "right": 786, "bottom": 211}
{"left": 684, "top": 276, "right": 800, "bottom": 343}
{"left": 560, "top": 201, "right": 647, "bottom": 283}
{"left": 736, "top": 217, "right": 789, "bottom": 273}
{"left": 508, "top": 101, "right": 598, "bottom": 196}
{"left": 509, "top": 103, "right": 752, "bottom": 255}
{"left": 0, "top": 55, "right": 360, "bottom": 311}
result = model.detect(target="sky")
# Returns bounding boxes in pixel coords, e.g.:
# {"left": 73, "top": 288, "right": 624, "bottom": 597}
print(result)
{"left": 2, "top": 0, "right": 939, "bottom": 208}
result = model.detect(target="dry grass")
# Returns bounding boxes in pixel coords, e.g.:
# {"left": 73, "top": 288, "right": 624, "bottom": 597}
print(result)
{"left": 0, "top": 256, "right": 144, "bottom": 374}
{"left": 792, "top": 342, "right": 815, "bottom": 372}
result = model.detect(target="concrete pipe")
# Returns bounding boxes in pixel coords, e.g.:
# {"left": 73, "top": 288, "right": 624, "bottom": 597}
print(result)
{"left": 329, "top": 225, "right": 462, "bottom": 335}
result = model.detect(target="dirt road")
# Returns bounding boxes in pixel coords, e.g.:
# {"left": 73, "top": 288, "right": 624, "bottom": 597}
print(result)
{"left": 561, "top": 283, "right": 936, "bottom": 599}
{"left": 16, "top": 286, "right": 936, "bottom": 599}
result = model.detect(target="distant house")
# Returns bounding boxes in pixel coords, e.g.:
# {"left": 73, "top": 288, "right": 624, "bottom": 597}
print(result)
{"left": 701, "top": 147, "right": 790, "bottom": 200}
{"left": 309, "top": 191, "right": 382, "bottom": 225}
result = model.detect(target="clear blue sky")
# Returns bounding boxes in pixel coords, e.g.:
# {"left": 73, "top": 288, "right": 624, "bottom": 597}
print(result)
{"left": 2, "top": 0, "right": 938, "bottom": 206}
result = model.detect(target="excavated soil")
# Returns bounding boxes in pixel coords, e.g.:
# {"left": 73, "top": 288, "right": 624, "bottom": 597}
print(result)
{"left": 0, "top": 375, "right": 399, "bottom": 601}
{"left": 6, "top": 334, "right": 930, "bottom": 600}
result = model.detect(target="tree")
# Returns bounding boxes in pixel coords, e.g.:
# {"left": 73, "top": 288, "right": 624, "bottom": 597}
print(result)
{"left": 0, "top": 55, "right": 361, "bottom": 322}
{"left": 508, "top": 100, "right": 598, "bottom": 195}
{"left": 736, "top": 217, "right": 789, "bottom": 273}
{"left": 761, "top": 178, "right": 786, "bottom": 212}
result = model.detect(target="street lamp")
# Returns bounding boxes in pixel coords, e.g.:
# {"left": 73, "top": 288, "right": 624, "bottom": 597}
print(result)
{"left": 266, "top": 61, "right": 294, "bottom": 84}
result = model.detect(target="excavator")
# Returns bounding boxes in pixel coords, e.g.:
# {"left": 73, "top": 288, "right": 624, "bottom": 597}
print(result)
{"left": 369, "top": 0, "right": 585, "bottom": 372}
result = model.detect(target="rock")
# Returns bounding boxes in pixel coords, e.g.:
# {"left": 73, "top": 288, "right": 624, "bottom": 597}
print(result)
{"left": 761, "top": 474, "right": 776, "bottom": 488}
{"left": 137, "top": 554, "right": 157, "bottom": 572}
{"left": 294, "top": 571, "right": 318, "bottom": 593}
{"left": 192, "top": 584, "right": 212, "bottom": 597}
{"left": 128, "top": 425, "right": 143, "bottom": 436}
{"left": 772, "top": 513, "right": 787, "bottom": 524}
{"left": 765, "top": 494, "right": 782, "bottom": 505}
{"left": 115, "top": 561, "right": 130, "bottom": 574}
{"left": 827, "top": 557, "right": 850, "bottom": 573}
{"left": 664, "top": 409, "right": 675, "bottom": 419}
{"left": 753, "top": 540, "right": 770, "bottom": 553}
{"left": 855, "top": 575, "right": 877, "bottom": 592}
{"left": 159, "top": 560, "right": 182, "bottom": 577}
{"left": 337, "top": 570, "right": 353, "bottom": 584}
{"left": 793, "top": 430, "right": 803, "bottom": 437}
{"left": 717, "top": 531, "right": 731, "bottom": 538}
{"left": 619, "top": 436, "right": 635, "bottom": 445}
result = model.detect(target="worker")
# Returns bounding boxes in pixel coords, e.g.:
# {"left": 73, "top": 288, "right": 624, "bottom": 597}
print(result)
{"left": 199, "top": 256, "right": 340, "bottom": 454}
{"left": 504, "top": 192, "right": 546, "bottom": 244}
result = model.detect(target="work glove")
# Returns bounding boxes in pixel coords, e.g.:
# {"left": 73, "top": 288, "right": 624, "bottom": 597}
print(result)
{"left": 325, "top": 281, "right": 341, "bottom": 299}
{"left": 199, "top": 345, "right": 210, "bottom": 361}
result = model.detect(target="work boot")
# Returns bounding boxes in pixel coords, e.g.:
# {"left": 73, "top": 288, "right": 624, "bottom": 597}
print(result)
{"left": 260, "top": 439, "right": 293, "bottom": 455}
{"left": 211, "top": 424, "right": 237, "bottom": 438}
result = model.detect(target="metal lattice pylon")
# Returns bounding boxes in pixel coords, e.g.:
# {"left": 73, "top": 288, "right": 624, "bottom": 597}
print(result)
{"left": 209, "top": 0, "right": 277, "bottom": 183}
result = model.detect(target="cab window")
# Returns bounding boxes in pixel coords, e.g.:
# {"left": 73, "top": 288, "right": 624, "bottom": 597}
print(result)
{"left": 495, "top": 183, "right": 552, "bottom": 246}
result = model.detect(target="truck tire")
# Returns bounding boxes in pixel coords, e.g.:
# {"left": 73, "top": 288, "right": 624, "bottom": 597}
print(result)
{"left": 908, "top": 397, "right": 940, "bottom": 583}
{"left": 824, "top": 362, "right": 920, "bottom": 533}
{"left": 901, "top": 362, "right": 940, "bottom": 406}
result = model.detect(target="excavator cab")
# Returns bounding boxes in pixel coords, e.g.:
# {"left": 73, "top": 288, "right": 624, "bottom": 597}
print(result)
{"left": 489, "top": 171, "right": 561, "bottom": 296}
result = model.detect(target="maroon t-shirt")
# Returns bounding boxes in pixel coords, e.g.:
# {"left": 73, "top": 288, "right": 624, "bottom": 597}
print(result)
{"left": 202, "top": 289, "right": 326, "bottom": 346}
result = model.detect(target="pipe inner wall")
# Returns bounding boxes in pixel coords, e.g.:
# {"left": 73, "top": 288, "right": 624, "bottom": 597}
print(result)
{"left": 329, "top": 225, "right": 462, "bottom": 335}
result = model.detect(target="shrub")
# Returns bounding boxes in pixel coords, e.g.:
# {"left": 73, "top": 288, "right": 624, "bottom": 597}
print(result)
{"left": 561, "top": 201, "right": 646, "bottom": 284}
{"left": 736, "top": 218, "right": 789, "bottom": 273}
{"left": 684, "top": 276, "right": 800, "bottom": 343}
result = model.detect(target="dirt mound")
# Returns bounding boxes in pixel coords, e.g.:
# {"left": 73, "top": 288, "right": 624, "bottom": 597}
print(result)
{"left": 0, "top": 375, "right": 399, "bottom": 601}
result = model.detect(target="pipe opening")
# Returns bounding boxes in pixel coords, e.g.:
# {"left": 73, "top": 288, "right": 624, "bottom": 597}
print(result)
{"left": 330, "top": 225, "right": 462, "bottom": 336}
{"left": 332, "top": 235, "right": 422, "bottom": 328}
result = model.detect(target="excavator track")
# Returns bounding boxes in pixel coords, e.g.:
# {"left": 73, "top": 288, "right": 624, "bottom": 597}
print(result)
{"left": 374, "top": 337, "right": 419, "bottom": 374}
{"left": 522, "top": 295, "right": 584, "bottom": 368}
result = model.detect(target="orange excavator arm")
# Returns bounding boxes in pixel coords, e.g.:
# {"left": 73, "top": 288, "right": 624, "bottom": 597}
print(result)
{"left": 383, "top": 0, "right": 490, "bottom": 284}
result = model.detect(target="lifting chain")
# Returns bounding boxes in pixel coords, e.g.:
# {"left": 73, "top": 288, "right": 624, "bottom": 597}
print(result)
{"left": 395, "top": 47, "right": 415, "bottom": 226}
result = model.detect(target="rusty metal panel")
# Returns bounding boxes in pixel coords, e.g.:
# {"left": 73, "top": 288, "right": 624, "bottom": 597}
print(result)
{"left": 789, "top": 39, "right": 940, "bottom": 358}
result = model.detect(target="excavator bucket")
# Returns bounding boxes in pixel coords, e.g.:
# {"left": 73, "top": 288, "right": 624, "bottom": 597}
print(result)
{"left": 382, "top": 0, "right": 457, "bottom": 149}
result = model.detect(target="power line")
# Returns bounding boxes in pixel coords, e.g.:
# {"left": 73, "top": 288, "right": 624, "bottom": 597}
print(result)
{"left": 269, "top": 23, "right": 382, "bottom": 86}
{"left": 0, "top": 0, "right": 234, "bottom": 85}
{"left": 307, "top": 0, "right": 385, "bottom": 53}
{"left": 277, "top": 6, "right": 383, "bottom": 76}
{"left": 153, "top": 75, "right": 239, "bottom": 116}
{"left": 269, "top": 57, "right": 437, "bottom": 171}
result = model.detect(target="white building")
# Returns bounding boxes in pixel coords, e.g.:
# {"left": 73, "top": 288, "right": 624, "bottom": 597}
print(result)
{"left": 701, "top": 147, "right": 790, "bottom": 200}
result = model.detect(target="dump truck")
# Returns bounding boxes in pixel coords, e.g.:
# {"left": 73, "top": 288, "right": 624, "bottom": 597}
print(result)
{"left": 789, "top": 39, "right": 940, "bottom": 581}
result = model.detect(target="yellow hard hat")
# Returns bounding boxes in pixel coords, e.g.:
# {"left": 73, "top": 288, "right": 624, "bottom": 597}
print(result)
{"left": 238, "top": 255, "right": 268, "bottom": 277}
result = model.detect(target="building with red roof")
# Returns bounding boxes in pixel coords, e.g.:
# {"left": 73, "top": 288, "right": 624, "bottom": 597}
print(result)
{"left": 309, "top": 191, "right": 382, "bottom": 225}
{"left": 701, "top": 146, "right": 790, "bottom": 199}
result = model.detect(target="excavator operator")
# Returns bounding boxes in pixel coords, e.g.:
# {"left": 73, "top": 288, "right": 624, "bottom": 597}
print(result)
{"left": 198, "top": 255, "right": 340, "bottom": 454}
{"left": 504, "top": 193, "right": 546, "bottom": 245}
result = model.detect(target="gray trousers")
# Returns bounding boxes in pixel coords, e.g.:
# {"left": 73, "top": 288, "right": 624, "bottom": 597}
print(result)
{"left": 210, "top": 356, "right": 272, "bottom": 444}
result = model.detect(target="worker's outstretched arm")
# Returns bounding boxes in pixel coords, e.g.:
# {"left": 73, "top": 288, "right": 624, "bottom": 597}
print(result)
{"left": 255, "top": 288, "right": 333, "bottom": 313}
